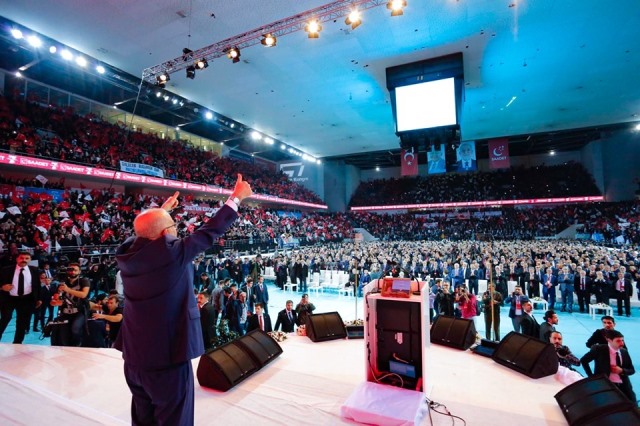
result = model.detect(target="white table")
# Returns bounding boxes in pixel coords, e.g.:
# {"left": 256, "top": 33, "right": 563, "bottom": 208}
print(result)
{"left": 589, "top": 303, "right": 613, "bottom": 320}
{"left": 531, "top": 298, "right": 548, "bottom": 311}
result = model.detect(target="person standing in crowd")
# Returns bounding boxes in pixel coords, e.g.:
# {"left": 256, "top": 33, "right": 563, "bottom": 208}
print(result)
{"left": 197, "top": 291, "right": 216, "bottom": 349}
{"left": 51, "top": 263, "right": 90, "bottom": 346}
{"left": 591, "top": 270, "right": 609, "bottom": 304}
{"left": 581, "top": 330, "right": 636, "bottom": 405}
{"left": 92, "top": 294, "right": 123, "bottom": 347}
{"left": 114, "top": 174, "right": 252, "bottom": 425}
{"left": 247, "top": 302, "right": 272, "bottom": 333}
{"left": 539, "top": 310, "right": 558, "bottom": 342}
{"left": 233, "top": 291, "right": 249, "bottom": 335}
{"left": 254, "top": 274, "right": 270, "bottom": 314}
{"left": 574, "top": 269, "right": 592, "bottom": 313}
{"left": 559, "top": 266, "right": 575, "bottom": 313}
{"left": 505, "top": 285, "right": 529, "bottom": 333}
{"left": 586, "top": 315, "right": 625, "bottom": 348}
{"left": 435, "top": 282, "right": 455, "bottom": 317}
{"left": 482, "top": 283, "right": 503, "bottom": 341}
{"left": 295, "top": 293, "right": 316, "bottom": 327}
{"left": 612, "top": 271, "right": 632, "bottom": 317}
{"left": 0, "top": 251, "right": 42, "bottom": 344}
{"left": 542, "top": 267, "right": 557, "bottom": 310}
{"left": 241, "top": 277, "right": 256, "bottom": 314}
{"left": 33, "top": 271, "right": 57, "bottom": 332}
{"left": 455, "top": 285, "right": 477, "bottom": 319}
{"left": 274, "top": 300, "right": 297, "bottom": 333}
{"left": 519, "top": 301, "right": 540, "bottom": 338}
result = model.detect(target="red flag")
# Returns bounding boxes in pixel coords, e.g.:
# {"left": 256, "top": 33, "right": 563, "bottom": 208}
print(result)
{"left": 400, "top": 148, "right": 419, "bottom": 176}
{"left": 488, "top": 138, "right": 510, "bottom": 169}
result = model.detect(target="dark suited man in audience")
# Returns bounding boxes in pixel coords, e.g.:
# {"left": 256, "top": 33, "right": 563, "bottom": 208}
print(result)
{"left": 481, "top": 283, "right": 503, "bottom": 341}
{"left": 542, "top": 267, "right": 557, "bottom": 309}
{"left": 274, "top": 300, "right": 297, "bottom": 333}
{"left": 612, "top": 271, "right": 632, "bottom": 317}
{"left": 33, "top": 272, "right": 57, "bottom": 332}
{"left": 585, "top": 315, "right": 625, "bottom": 348}
{"left": 246, "top": 302, "right": 272, "bottom": 333}
{"left": 197, "top": 291, "right": 216, "bottom": 349}
{"left": 241, "top": 277, "right": 256, "bottom": 314}
{"left": 519, "top": 301, "right": 540, "bottom": 338}
{"left": 253, "top": 275, "right": 270, "bottom": 314}
{"left": 559, "top": 266, "right": 575, "bottom": 313}
{"left": 581, "top": 330, "right": 636, "bottom": 405}
{"left": 0, "top": 251, "right": 42, "bottom": 344}
{"left": 505, "top": 285, "right": 529, "bottom": 333}
{"left": 539, "top": 310, "right": 558, "bottom": 342}
{"left": 574, "top": 269, "right": 592, "bottom": 313}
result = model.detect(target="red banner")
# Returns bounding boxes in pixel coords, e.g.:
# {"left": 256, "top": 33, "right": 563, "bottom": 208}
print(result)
{"left": 488, "top": 138, "right": 510, "bottom": 169}
{"left": 400, "top": 148, "right": 418, "bottom": 176}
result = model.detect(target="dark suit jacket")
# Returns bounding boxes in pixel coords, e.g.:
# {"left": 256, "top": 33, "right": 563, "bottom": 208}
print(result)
{"left": 246, "top": 313, "right": 273, "bottom": 333}
{"left": 581, "top": 344, "right": 635, "bottom": 388}
{"left": 574, "top": 275, "right": 592, "bottom": 293}
{"left": 114, "top": 204, "right": 238, "bottom": 368}
{"left": 253, "top": 282, "right": 269, "bottom": 306}
{"left": 274, "top": 309, "right": 297, "bottom": 333}
{"left": 0, "top": 265, "right": 41, "bottom": 303}
{"left": 520, "top": 313, "right": 540, "bottom": 338}
{"left": 199, "top": 302, "right": 217, "bottom": 349}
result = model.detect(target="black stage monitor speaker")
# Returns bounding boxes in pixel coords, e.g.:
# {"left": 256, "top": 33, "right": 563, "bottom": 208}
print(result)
{"left": 305, "top": 312, "right": 347, "bottom": 342}
{"left": 492, "top": 331, "right": 558, "bottom": 378}
{"left": 430, "top": 315, "right": 476, "bottom": 350}
{"left": 554, "top": 375, "right": 639, "bottom": 426}
{"left": 197, "top": 340, "right": 260, "bottom": 392}
{"left": 236, "top": 329, "right": 283, "bottom": 367}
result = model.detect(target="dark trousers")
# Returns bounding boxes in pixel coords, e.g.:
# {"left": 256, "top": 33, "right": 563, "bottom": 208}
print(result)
{"left": 468, "top": 279, "right": 478, "bottom": 295}
{"left": 0, "top": 295, "right": 35, "bottom": 344}
{"left": 124, "top": 361, "right": 194, "bottom": 426}
{"left": 576, "top": 290, "right": 591, "bottom": 313}
{"left": 33, "top": 304, "right": 56, "bottom": 330}
{"left": 542, "top": 285, "right": 556, "bottom": 309}
{"left": 616, "top": 292, "right": 631, "bottom": 316}
{"left": 484, "top": 308, "right": 500, "bottom": 341}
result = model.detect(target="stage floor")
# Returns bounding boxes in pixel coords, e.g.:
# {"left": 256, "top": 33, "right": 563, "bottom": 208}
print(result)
{"left": 0, "top": 335, "right": 570, "bottom": 425}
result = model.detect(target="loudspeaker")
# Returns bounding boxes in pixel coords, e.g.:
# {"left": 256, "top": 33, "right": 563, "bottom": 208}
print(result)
{"left": 554, "top": 375, "right": 639, "bottom": 426}
{"left": 197, "top": 330, "right": 283, "bottom": 391}
{"left": 235, "top": 329, "right": 283, "bottom": 367}
{"left": 430, "top": 315, "right": 476, "bottom": 350}
{"left": 492, "top": 331, "right": 558, "bottom": 378}
{"left": 305, "top": 312, "right": 346, "bottom": 342}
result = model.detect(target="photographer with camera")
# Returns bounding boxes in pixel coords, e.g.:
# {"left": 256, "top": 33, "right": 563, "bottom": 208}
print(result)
{"left": 455, "top": 285, "right": 477, "bottom": 319}
{"left": 435, "top": 282, "right": 455, "bottom": 317}
{"left": 50, "top": 263, "right": 90, "bottom": 346}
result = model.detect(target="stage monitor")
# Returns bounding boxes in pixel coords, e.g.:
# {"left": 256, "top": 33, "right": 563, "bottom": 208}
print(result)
{"left": 377, "top": 278, "right": 422, "bottom": 295}
{"left": 395, "top": 78, "right": 457, "bottom": 132}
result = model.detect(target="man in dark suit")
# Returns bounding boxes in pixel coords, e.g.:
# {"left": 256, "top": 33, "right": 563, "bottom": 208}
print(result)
{"left": 612, "top": 271, "right": 632, "bottom": 317}
{"left": 504, "top": 285, "right": 529, "bottom": 333}
{"left": 581, "top": 330, "right": 636, "bottom": 404}
{"left": 197, "top": 292, "right": 217, "bottom": 349}
{"left": 246, "top": 302, "right": 272, "bottom": 333}
{"left": 539, "top": 310, "right": 558, "bottom": 342}
{"left": 558, "top": 266, "right": 575, "bottom": 313}
{"left": 241, "top": 277, "right": 256, "bottom": 314}
{"left": 0, "top": 251, "right": 42, "bottom": 344}
{"left": 114, "top": 174, "right": 252, "bottom": 425}
{"left": 519, "top": 301, "right": 540, "bottom": 338}
{"left": 274, "top": 300, "right": 297, "bottom": 333}
{"left": 33, "top": 271, "right": 58, "bottom": 332}
{"left": 253, "top": 275, "right": 270, "bottom": 314}
{"left": 574, "top": 269, "right": 592, "bottom": 313}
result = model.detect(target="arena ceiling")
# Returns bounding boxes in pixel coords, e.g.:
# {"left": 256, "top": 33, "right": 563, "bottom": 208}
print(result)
{"left": 1, "top": 1, "right": 639, "bottom": 170}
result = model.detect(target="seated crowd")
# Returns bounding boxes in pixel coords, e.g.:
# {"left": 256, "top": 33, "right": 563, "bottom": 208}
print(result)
{"left": 0, "top": 95, "right": 323, "bottom": 204}
{"left": 349, "top": 162, "right": 601, "bottom": 206}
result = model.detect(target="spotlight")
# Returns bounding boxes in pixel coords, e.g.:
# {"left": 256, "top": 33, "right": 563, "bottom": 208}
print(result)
{"left": 264, "top": 137, "right": 274, "bottom": 145}
{"left": 205, "top": 111, "right": 213, "bottom": 120}
{"left": 305, "top": 20, "right": 322, "bottom": 38}
{"left": 172, "top": 98, "right": 178, "bottom": 105}
{"left": 250, "top": 131, "right": 262, "bottom": 141}
{"left": 182, "top": 47, "right": 193, "bottom": 61}
{"left": 49, "top": 46, "right": 57, "bottom": 54}
{"left": 226, "top": 47, "right": 241, "bottom": 63}
{"left": 75, "top": 56, "right": 87, "bottom": 67}
{"left": 261, "top": 33, "right": 277, "bottom": 47}
{"left": 163, "top": 95, "right": 170, "bottom": 101}
{"left": 96, "top": 65, "right": 106, "bottom": 74}
{"left": 179, "top": 101, "right": 184, "bottom": 106}
{"left": 195, "top": 58, "right": 208, "bottom": 69}
{"left": 156, "top": 91, "right": 162, "bottom": 98}
{"left": 26, "top": 35, "right": 42, "bottom": 48}
{"left": 387, "top": 0, "right": 407, "bottom": 16}
{"left": 10, "top": 29, "right": 23, "bottom": 39}
{"left": 60, "top": 49, "right": 73, "bottom": 61}
{"left": 156, "top": 72, "right": 170, "bottom": 87}
{"left": 186, "top": 65, "right": 196, "bottom": 79}
{"left": 345, "top": 10, "right": 362, "bottom": 29}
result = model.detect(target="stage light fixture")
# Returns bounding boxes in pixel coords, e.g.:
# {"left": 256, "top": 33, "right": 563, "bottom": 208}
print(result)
{"left": 182, "top": 47, "right": 193, "bottom": 61}
{"left": 261, "top": 33, "right": 277, "bottom": 47}
{"left": 305, "top": 20, "right": 322, "bottom": 38}
{"left": 60, "top": 49, "right": 73, "bottom": 61}
{"left": 96, "top": 65, "right": 105, "bottom": 74}
{"left": 49, "top": 46, "right": 57, "bottom": 54}
{"left": 156, "top": 91, "right": 162, "bottom": 98}
{"left": 186, "top": 65, "right": 196, "bottom": 79}
{"left": 156, "top": 72, "right": 170, "bottom": 87}
{"left": 26, "top": 35, "right": 42, "bottom": 48}
{"left": 205, "top": 111, "right": 213, "bottom": 120}
{"left": 195, "top": 58, "right": 209, "bottom": 69}
{"left": 345, "top": 10, "right": 362, "bottom": 29}
{"left": 250, "top": 131, "right": 262, "bottom": 141}
{"left": 10, "top": 29, "right": 23, "bottom": 39}
{"left": 75, "top": 56, "right": 87, "bottom": 67}
{"left": 226, "top": 47, "right": 241, "bottom": 63}
{"left": 387, "top": 0, "right": 407, "bottom": 16}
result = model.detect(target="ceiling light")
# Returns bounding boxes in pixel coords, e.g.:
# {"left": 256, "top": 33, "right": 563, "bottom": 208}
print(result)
{"left": 226, "top": 47, "right": 241, "bottom": 63}
{"left": 387, "top": 0, "right": 407, "bottom": 16}
{"left": 163, "top": 95, "right": 170, "bottom": 101}
{"left": 250, "top": 131, "right": 262, "bottom": 141}
{"left": 229, "top": 123, "right": 235, "bottom": 128}
{"left": 49, "top": 46, "right": 57, "bottom": 54}
{"left": 264, "top": 137, "right": 274, "bottom": 145}
{"left": 316, "top": 159, "right": 322, "bottom": 164}
{"left": 186, "top": 65, "right": 196, "bottom": 79}
{"left": 75, "top": 56, "right": 87, "bottom": 67}
{"left": 261, "top": 33, "right": 277, "bottom": 47}
{"left": 345, "top": 10, "right": 362, "bottom": 30}
{"left": 172, "top": 98, "right": 178, "bottom": 105}
{"left": 195, "top": 58, "right": 208, "bottom": 69}
{"left": 549, "top": 150, "right": 556, "bottom": 156}
{"left": 635, "top": 123, "right": 640, "bottom": 131}
{"left": 156, "top": 91, "right": 162, "bottom": 98}
{"left": 305, "top": 20, "right": 322, "bottom": 38}
{"left": 60, "top": 49, "right": 73, "bottom": 61}
{"left": 26, "top": 35, "right": 42, "bottom": 48}
{"left": 15, "top": 71, "right": 22, "bottom": 78}
{"left": 179, "top": 101, "right": 184, "bottom": 106}
{"left": 10, "top": 29, "right": 23, "bottom": 39}
{"left": 281, "top": 144, "right": 287, "bottom": 150}
{"left": 205, "top": 111, "right": 213, "bottom": 120}
{"left": 96, "top": 65, "right": 105, "bottom": 74}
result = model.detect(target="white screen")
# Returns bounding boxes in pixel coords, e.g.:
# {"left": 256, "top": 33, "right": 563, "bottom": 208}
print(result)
{"left": 395, "top": 77, "right": 457, "bottom": 132}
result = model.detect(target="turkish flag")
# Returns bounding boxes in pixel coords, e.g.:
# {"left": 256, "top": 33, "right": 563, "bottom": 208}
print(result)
{"left": 401, "top": 148, "right": 419, "bottom": 176}
{"left": 488, "top": 138, "right": 510, "bottom": 169}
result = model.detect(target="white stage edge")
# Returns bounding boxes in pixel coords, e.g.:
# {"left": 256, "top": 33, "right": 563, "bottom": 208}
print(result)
{"left": 0, "top": 336, "right": 571, "bottom": 425}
